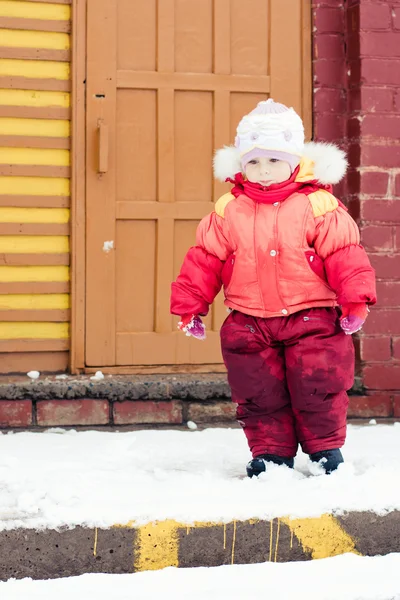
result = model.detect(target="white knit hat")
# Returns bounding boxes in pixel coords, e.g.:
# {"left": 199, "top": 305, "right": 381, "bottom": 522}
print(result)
{"left": 213, "top": 99, "right": 305, "bottom": 180}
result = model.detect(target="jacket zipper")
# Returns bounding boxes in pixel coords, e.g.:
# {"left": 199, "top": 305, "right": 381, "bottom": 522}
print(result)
{"left": 273, "top": 203, "right": 287, "bottom": 312}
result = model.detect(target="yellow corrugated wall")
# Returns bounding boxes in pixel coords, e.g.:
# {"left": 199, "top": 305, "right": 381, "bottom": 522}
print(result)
{"left": 0, "top": 0, "right": 71, "bottom": 374}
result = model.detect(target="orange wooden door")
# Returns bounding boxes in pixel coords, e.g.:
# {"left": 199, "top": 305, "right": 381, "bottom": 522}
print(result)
{"left": 85, "top": 0, "right": 311, "bottom": 369}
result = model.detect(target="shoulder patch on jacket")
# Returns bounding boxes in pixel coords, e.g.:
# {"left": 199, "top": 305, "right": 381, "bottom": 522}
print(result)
{"left": 308, "top": 190, "right": 339, "bottom": 218}
{"left": 215, "top": 192, "right": 235, "bottom": 218}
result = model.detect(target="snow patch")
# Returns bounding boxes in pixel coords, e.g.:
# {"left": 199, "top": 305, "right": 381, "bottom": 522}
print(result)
{"left": 1, "top": 554, "right": 400, "bottom": 599}
{"left": 90, "top": 371, "right": 104, "bottom": 381}
{"left": 102, "top": 241, "right": 114, "bottom": 252}
{"left": 27, "top": 371, "right": 40, "bottom": 380}
{"left": 0, "top": 425, "right": 399, "bottom": 532}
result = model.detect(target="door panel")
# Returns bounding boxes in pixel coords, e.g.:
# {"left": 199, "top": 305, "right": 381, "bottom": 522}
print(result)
{"left": 85, "top": 0, "right": 311, "bottom": 368}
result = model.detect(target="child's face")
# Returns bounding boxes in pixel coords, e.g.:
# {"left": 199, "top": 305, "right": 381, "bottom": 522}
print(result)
{"left": 244, "top": 156, "right": 291, "bottom": 186}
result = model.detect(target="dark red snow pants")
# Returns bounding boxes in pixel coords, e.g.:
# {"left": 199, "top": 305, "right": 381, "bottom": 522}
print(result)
{"left": 220, "top": 308, "right": 355, "bottom": 457}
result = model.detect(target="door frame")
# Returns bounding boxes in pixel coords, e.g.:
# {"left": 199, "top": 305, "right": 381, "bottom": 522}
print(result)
{"left": 69, "top": 0, "right": 312, "bottom": 375}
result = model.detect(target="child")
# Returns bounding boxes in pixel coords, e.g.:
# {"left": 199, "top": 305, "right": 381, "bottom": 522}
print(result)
{"left": 171, "top": 99, "right": 376, "bottom": 477}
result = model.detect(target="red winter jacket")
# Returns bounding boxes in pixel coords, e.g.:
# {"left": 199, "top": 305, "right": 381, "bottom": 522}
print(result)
{"left": 171, "top": 153, "right": 376, "bottom": 319}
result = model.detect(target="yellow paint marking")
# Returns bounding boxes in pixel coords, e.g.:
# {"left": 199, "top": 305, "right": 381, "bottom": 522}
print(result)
{"left": 0, "top": 89, "right": 69, "bottom": 108}
{"left": 282, "top": 514, "right": 360, "bottom": 560}
{"left": 134, "top": 521, "right": 179, "bottom": 572}
{"left": 186, "top": 526, "right": 190, "bottom": 535}
{"left": 119, "top": 516, "right": 360, "bottom": 572}
{"left": 0, "top": 29, "right": 69, "bottom": 50}
{"left": 0, "top": 207, "right": 69, "bottom": 223}
{"left": 0, "top": 147, "right": 69, "bottom": 166}
{"left": 231, "top": 520, "right": 237, "bottom": 565}
{"left": 274, "top": 518, "right": 281, "bottom": 562}
{"left": 0, "top": 117, "right": 70, "bottom": 137}
{"left": 0, "top": 176, "right": 69, "bottom": 196}
{"left": 0, "top": 59, "right": 70, "bottom": 80}
{"left": 0, "top": 1, "right": 71, "bottom": 20}
{"left": 269, "top": 520, "right": 273, "bottom": 562}
{"left": 0, "top": 321, "right": 69, "bottom": 339}
{"left": 0, "top": 236, "right": 69, "bottom": 254}
{"left": 0, "top": 265, "right": 69, "bottom": 282}
{"left": 93, "top": 528, "right": 98, "bottom": 556}
{"left": 0, "top": 294, "right": 69, "bottom": 310}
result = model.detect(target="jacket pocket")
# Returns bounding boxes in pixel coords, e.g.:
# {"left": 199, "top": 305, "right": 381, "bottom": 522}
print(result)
{"left": 304, "top": 251, "right": 328, "bottom": 283}
{"left": 221, "top": 254, "right": 235, "bottom": 290}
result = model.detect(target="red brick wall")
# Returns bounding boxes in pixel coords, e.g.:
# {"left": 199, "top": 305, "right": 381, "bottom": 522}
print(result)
{"left": 313, "top": 0, "right": 400, "bottom": 416}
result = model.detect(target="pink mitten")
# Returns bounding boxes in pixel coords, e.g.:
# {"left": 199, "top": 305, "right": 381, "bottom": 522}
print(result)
{"left": 178, "top": 314, "right": 206, "bottom": 340}
{"left": 340, "top": 303, "right": 369, "bottom": 335}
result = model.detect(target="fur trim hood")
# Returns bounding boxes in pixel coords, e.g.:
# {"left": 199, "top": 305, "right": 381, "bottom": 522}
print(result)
{"left": 213, "top": 141, "right": 348, "bottom": 186}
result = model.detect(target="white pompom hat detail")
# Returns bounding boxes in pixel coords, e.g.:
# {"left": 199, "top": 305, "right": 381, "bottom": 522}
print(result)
{"left": 213, "top": 99, "right": 347, "bottom": 186}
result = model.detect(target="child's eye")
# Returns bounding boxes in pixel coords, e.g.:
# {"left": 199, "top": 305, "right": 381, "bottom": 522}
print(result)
{"left": 270, "top": 158, "right": 280, "bottom": 163}
{"left": 248, "top": 159, "right": 258, "bottom": 165}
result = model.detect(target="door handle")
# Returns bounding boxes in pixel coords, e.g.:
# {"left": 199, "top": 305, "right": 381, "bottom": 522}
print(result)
{"left": 97, "top": 120, "right": 109, "bottom": 174}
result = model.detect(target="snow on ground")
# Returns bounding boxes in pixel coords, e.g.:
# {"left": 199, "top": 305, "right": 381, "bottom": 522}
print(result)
{"left": 1, "top": 554, "right": 400, "bottom": 600}
{"left": 0, "top": 424, "right": 399, "bottom": 530}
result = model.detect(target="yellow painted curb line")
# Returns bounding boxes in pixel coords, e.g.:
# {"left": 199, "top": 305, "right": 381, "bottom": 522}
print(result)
{"left": 109, "top": 514, "right": 359, "bottom": 572}
{"left": 281, "top": 514, "right": 360, "bottom": 560}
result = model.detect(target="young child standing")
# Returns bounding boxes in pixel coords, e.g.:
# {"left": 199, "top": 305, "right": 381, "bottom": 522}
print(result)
{"left": 170, "top": 99, "right": 376, "bottom": 477}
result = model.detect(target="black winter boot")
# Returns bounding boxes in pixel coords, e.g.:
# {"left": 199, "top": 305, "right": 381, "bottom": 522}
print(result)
{"left": 246, "top": 454, "right": 294, "bottom": 478}
{"left": 309, "top": 448, "right": 343, "bottom": 474}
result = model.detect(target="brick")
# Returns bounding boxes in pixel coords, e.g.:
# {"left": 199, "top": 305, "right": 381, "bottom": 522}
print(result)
{"left": 360, "top": 88, "right": 394, "bottom": 113}
{"left": 375, "top": 281, "right": 400, "bottom": 306}
{"left": 362, "top": 115, "right": 400, "bottom": 138}
{"left": 348, "top": 58, "right": 361, "bottom": 86}
{"left": 347, "top": 394, "right": 392, "bottom": 417}
{"left": 314, "top": 88, "right": 346, "bottom": 113}
{"left": 363, "top": 309, "right": 400, "bottom": 335}
{"left": 394, "top": 8, "right": 400, "bottom": 31}
{"left": 395, "top": 174, "right": 400, "bottom": 197}
{"left": 394, "top": 396, "right": 400, "bottom": 418}
{"left": 360, "top": 3, "right": 391, "bottom": 30}
{"left": 314, "top": 0, "right": 345, "bottom": 5}
{"left": 360, "top": 171, "right": 389, "bottom": 196}
{"left": 314, "top": 113, "right": 345, "bottom": 141}
{"left": 360, "top": 32, "right": 400, "bottom": 57}
{"left": 361, "top": 145, "right": 400, "bottom": 168}
{"left": 347, "top": 4, "right": 359, "bottom": 35}
{"left": 364, "top": 365, "right": 400, "bottom": 390}
{"left": 361, "top": 225, "right": 393, "bottom": 251}
{"left": 348, "top": 143, "right": 361, "bottom": 168}
{"left": 347, "top": 198, "right": 361, "bottom": 221}
{"left": 0, "top": 400, "right": 32, "bottom": 428}
{"left": 346, "top": 170, "right": 360, "bottom": 195}
{"left": 314, "top": 7, "right": 344, "bottom": 33}
{"left": 359, "top": 336, "right": 392, "bottom": 362}
{"left": 368, "top": 254, "right": 400, "bottom": 279}
{"left": 396, "top": 226, "right": 400, "bottom": 249}
{"left": 361, "top": 200, "right": 400, "bottom": 223}
{"left": 36, "top": 399, "right": 109, "bottom": 427}
{"left": 187, "top": 401, "right": 236, "bottom": 423}
{"left": 393, "top": 338, "right": 400, "bottom": 360}
{"left": 314, "top": 34, "right": 345, "bottom": 60}
{"left": 113, "top": 400, "right": 182, "bottom": 425}
{"left": 314, "top": 59, "right": 346, "bottom": 87}
{"left": 348, "top": 88, "right": 361, "bottom": 113}
{"left": 348, "top": 117, "right": 361, "bottom": 140}
{"left": 362, "top": 59, "right": 400, "bottom": 85}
